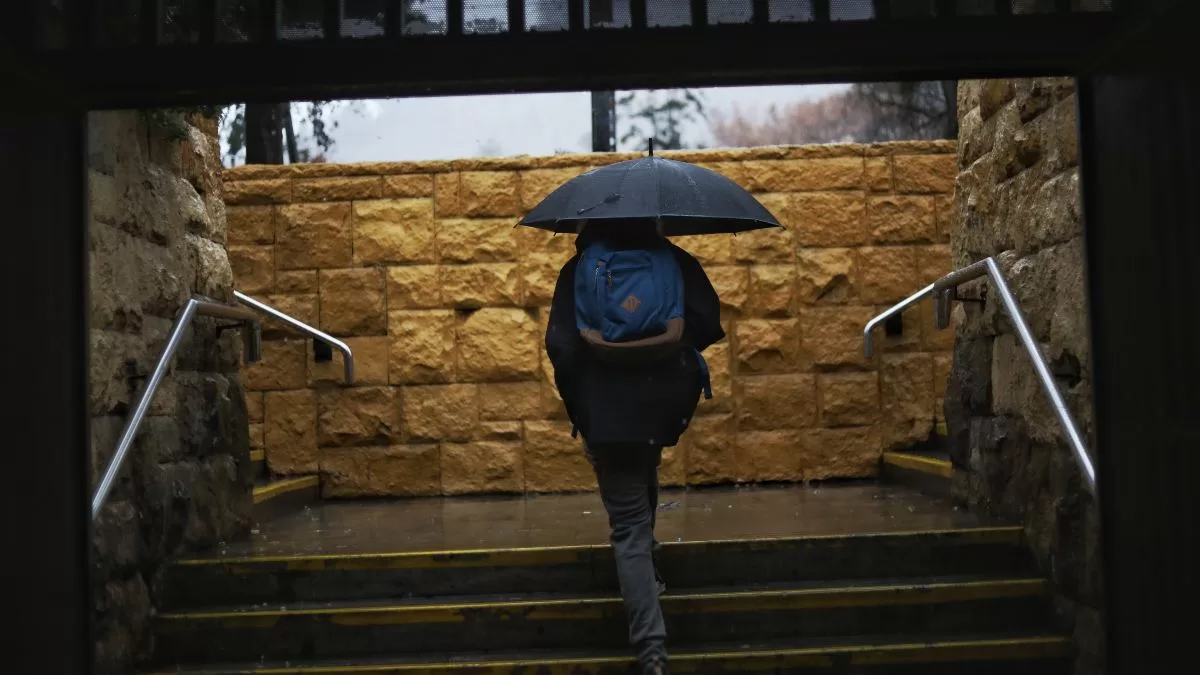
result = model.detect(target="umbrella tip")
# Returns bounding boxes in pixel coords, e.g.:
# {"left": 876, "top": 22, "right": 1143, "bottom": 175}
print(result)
{"left": 648, "top": 138, "right": 654, "bottom": 157}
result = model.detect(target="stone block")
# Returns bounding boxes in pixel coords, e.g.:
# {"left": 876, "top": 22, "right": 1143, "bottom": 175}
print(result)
{"left": 321, "top": 445, "right": 441, "bottom": 497}
{"left": 309, "top": 336, "right": 391, "bottom": 387}
{"left": 893, "top": 154, "right": 957, "bottom": 194}
{"left": 978, "top": 79, "right": 1015, "bottom": 120}
{"left": 735, "top": 319, "right": 802, "bottom": 373}
{"left": 743, "top": 157, "right": 865, "bottom": 192}
{"left": 317, "top": 386, "right": 402, "bottom": 447}
{"left": 243, "top": 339, "right": 307, "bottom": 391}
{"left": 747, "top": 265, "right": 797, "bottom": 317}
{"left": 1013, "top": 169, "right": 1081, "bottom": 256}
{"left": 263, "top": 389, "right": 318, "bottom": 474}
{"left": 683, "top": 414, "right": 736, "bottom": 484}
{"left": 796, "top": 248, "right": 856, "bottom": 305}
{"left": 736, "top": 430, "right": 807, "bottom": 483}
{"left": 476, "top": 420, "right": 524, "bottom": 441}
{"left": 439, "top": 218, "right": 520, "bottom": 263}
{"left": 227, "top": 245, "right": 274, "bottom": 295}
{"left": 707, "top": 266, "right": 750, "bottom": 313}
{"left": 519, "top": 249, "right": 572, "bottom": 307}
{"left": 441, "top": 441, "right": 524, "bottom": 494}
{"left": 803, "top": 427, "right": 881, "bottom": 480}
{"left": 540, "top": 381, "right": 569, "bottom": 420}
{"left": 672, "top": 234, "right": 734, "bottom": 265}
{"left": 856, "top": 246, "right": 920, "bottom": 304}
{"left": 479, "top": 381, "right": 543, "bottom": 421}
{"left": 659, "top": 444, "right": 686, "bottom": 488}
{"left": 696, "top": 340, "right": 732, "bottom": 415}
{"left": 800, "top": 306, "right": 875, "bottom": 369}
{"left": 461, "top": 171, "right": 521, "bottom": 216}
{"left": 433, "top": 173, "right": 462, "bottom": 217}
{"left": 246, "top": 391, "right": 264, "bottom": 423}
{"left": 819, "top": 372, "right": 880, "bottom": 427}
{"left": 735, "top": 374, "right": 818, "bottom": 430}
{"left": 880, "top": 352, "right": 936, "bottom": 449}
{"left": 456, "top": 308, "right": 540, "bottom": 382}
{"left": 402, "top": 384, "right": 479, "bottom": 442}
{"left": 933, "top": 352, "right": 953, "bottom": 422}
{"left": 276, "top": 270, "right": 319, "bottom": 294}
{"left": 319, "top": 267, "right": 386, "bottom": 336}
{"left": 383, "top": 174, "right": 434, "bottom": 198}
{"left": 352, "top": 199, "right": 437, "bottom": 265}
{"left": 388, "top": 310, "right": 456, "bottom": 384}
{"left": 732, "top": 213, "right": 794, "bottom": 264}
{"left": 292, "top": 176, "right": 382, "bottom": 202}
{"left": 248, "top": 423, "right": 264, "bottom": 449}
{"left": 934, "top": 195, "right": 955, "bottom": 242}
{"left": 225, "top": 179, "right": 290, "bottom": 205}
{"left": 865, "top": 157, "right": 893, "bottom": 192}
{"left": 276, "top": 202, "right": 353, "bottom": 269}
{"left": 868, "top": 196, "right": 936, "bottom": 244}
{"left": 441, "top": 263, "right": 523, "bottom": 308}
{"left": 524, "top": 420, "right": 595, "bottom": 493}
{"left": 226, "top": 205, "right": 275, "bottom": 244}
{"left": 520, "top": 167, "right": 590, "bottom": 211}
{"left": 385, "top": 265, "right": 441, "bottom": 310}
{"left": 788, "top": 193, "right": 868, "bottom": 247}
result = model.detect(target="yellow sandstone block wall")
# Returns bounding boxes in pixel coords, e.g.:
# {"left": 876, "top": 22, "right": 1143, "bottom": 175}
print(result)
{"left": 224, "top": 141, "right": 957, "bottom": 497}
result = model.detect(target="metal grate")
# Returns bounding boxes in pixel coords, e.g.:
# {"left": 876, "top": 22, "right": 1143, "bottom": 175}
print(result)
{"left": 708, "top": 0, "right": 753, "bottom": 24}
{"left": 341, "top": 0, "right": 387, "bottom": 38}
{"left": 769, "top": 0, "right": 815, "bottom": 23}
{"left": 216, "top": 0, "right": 256, "bottom": 41}
{"left": 529, "top": 0, "right": 569, "bottom": 30}
{"left": 73, "top": 0, "right": 1121, "bottom": 49}
{"left": 408, "top": 0, "right": 449, "bottom": 34}
{"left": 830, "top": 0, "right": 873, "bottom": 21}
{"left": 647, "top": 0, "right": 691, "bottom": 27}
{"left": 464, "top": 0, "right": 508, "bottom": 33}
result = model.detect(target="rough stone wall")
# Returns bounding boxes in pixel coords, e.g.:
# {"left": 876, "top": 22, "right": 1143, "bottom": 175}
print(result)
{"left": 949, "top": 79, "right": 1103, "bottom": 674}
{"left": 223, "top": 141, "right": 956, "bottom": 497}
{"left": 89, "top": 111, "right": 252, "bottom": 674}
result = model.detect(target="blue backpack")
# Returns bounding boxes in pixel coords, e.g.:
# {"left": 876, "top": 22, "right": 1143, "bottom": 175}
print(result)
{"left": 573, "top": 239, "right": 711, "bottom": 397}
{"left": 574, "top": 240, "right": 686, "bottom": 345}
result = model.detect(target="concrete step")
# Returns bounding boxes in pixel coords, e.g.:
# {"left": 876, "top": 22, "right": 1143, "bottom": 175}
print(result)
{"left": 145, "top": 633, "right": 1071, "bottom": 674}
{"left": 161, "top": 525, "right": 1035, "bottom": 609}
{"left": 154, "top": 577, "right": 1055, "bottom": 664}
{"left": 880, "top": 450, "right": 953, "bottom": 497}
{"left": 252, "top": 475, "right": 318, "bottom": 523}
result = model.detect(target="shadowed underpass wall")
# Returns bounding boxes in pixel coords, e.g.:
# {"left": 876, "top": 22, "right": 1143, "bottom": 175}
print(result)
{"left": 224, "top": 142, "right": 957, "bottom": 497}
{"left": 948, "top": 78, "right": 1103, "bottom": 674}
{"left": 88, "top": 111, "right": 252, "bottom": 673}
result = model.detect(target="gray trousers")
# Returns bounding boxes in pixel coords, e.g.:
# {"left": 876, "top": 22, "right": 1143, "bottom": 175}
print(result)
{"left": 586, "top": 443, "right": 667, "bottom": 664}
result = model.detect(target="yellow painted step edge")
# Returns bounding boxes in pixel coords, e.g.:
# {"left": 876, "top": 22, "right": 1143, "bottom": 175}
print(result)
{"left": 882, "top": 451, "right": 953, "bottom": 478}
{"left": 249, "top": 450, "right": 265, "bottom": 463}
{"left": 171, "top": 525, "right": 1024, "bottom": 569}
{"left": 252, "top": 476, "right": 319, "bottom": 505}
{"left": 141, "top": 635, "right": 1070, "bottom": 674}
{"left": 156, "top": 578, "right": 1047, "bottom": 627}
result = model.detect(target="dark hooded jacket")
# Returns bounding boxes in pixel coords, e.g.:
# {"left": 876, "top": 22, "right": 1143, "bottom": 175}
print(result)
{"left": 545, "top": 229, "right": 724, "bottom": 447}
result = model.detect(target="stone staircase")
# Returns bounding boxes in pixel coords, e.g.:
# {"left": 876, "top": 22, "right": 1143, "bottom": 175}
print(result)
{"left": 145, "top": 458, "right": 1071, "bottom": 674}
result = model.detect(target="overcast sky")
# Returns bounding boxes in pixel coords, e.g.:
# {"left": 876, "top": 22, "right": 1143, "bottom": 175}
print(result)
{"left": 224, "top": 84, "right": 850, "bottom": 165}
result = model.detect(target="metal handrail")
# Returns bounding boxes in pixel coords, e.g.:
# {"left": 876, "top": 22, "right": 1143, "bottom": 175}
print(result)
{"left": 233, "top": 290, "right": 355, "bottom": 385}
{"left": 91, "top": 297, "right": 263, "bottom": 519}
{"left": 862, "top": 282, "right": 935, "bottom": 359}
{"left": 864, "top": 256, "right": 1098, "bottom": 496}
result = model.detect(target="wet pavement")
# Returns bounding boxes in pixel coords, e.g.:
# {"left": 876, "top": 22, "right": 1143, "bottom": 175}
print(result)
{"left": 203, "top": 482, "right": 997, "bottom": 560}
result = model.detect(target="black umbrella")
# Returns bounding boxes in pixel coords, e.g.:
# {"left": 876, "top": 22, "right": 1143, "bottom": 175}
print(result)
{"left": 519, "top": 148, "right": 783, "bottom": 237}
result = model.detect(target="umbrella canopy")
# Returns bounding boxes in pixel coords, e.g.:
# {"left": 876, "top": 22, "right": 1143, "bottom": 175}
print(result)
{"left": 519, "top": 155, "right": 783, "bottom": 237}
